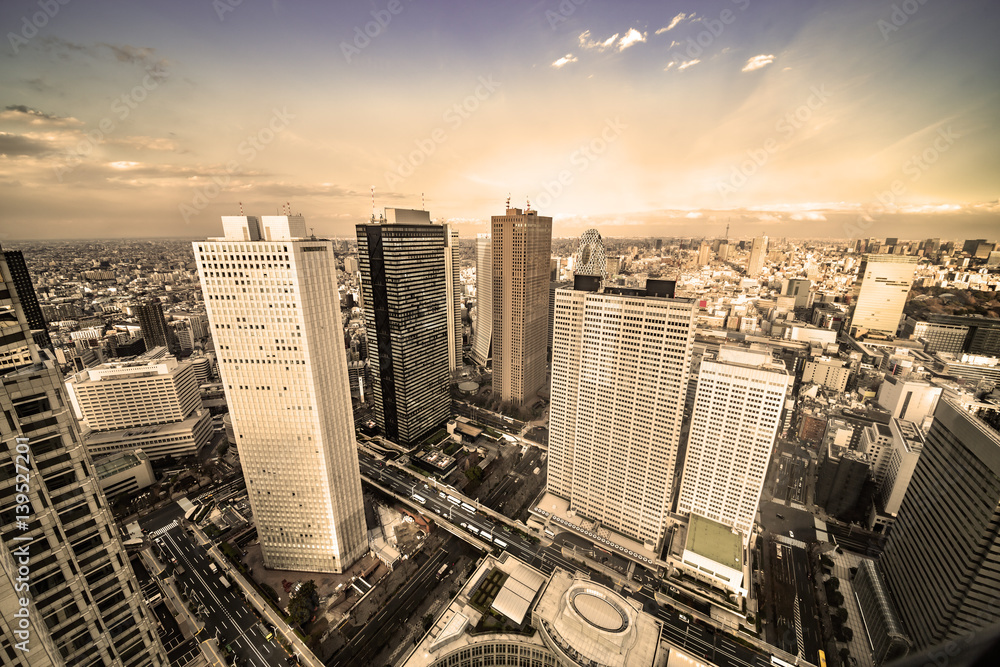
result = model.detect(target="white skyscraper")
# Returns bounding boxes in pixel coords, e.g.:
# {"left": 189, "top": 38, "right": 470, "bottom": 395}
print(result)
{"left": 472, "top": 233, "right": 492, "bottom": 367}
{"left": 194, "top": 215, "right": 367, "bottom": 573}
{"left": 850, "top": 254, "right": 918, "bottom": 337}
{"left": 444, "top": 223, "right": 462, "bottom": 373}
{"left": 548, "top": 279, "right": 695, "bottom": 550}
{"left": 678, "top": 345, "right": 789, "bottom": 542}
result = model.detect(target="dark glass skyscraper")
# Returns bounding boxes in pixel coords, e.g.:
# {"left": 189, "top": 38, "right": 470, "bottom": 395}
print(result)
{"left": 135, "top": 299, "right": 177, "bottom": 356}
{"left": 356, "top": 209, "right": 453, "bottom": 447}
{"left": 3, "top": 250, "right": 50, "bottom": 349}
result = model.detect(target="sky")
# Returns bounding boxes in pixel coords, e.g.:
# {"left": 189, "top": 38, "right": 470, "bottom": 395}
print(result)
{"left": 0, "top": 0, "right": 998, "bottom": 241}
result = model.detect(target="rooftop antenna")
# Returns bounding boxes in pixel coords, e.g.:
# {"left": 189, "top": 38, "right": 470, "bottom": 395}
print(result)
{"left": 286, "top": 201, "right": 291, "bottom": 216}
{"left": 421, "top": 192, "right": 425, "bottom": 210}
{"left": 506, "top": 193, "right": 511, "bottom": 209}
{"left": 371, "top": 185, "right": 376, "bottom": 222}
{"left": 310, "top": 227, "right": 316, "bottom": 240}
{"left": 526, "top": 196, "right": 531, "bottom": 213}
{"left": 239, "top": 201, "right": 243, "bottom": 216}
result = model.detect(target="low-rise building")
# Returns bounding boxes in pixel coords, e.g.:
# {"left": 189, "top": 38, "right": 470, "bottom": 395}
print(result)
{"left": 94, "top": 448, "right": 156, "bottom": 498}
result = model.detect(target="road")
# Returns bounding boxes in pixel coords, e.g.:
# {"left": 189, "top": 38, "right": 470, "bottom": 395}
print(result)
{"left": 145, "top": 519, "right": 288, "bottom": 667}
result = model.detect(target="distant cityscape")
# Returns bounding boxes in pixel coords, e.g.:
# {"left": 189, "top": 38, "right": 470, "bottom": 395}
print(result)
{"left": 2, "top": 215, "right": 999, "bottom": 667}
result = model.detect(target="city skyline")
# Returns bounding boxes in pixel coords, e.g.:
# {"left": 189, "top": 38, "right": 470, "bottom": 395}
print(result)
{"left": 0, "top": 0, "right": 998, "bottom": 240}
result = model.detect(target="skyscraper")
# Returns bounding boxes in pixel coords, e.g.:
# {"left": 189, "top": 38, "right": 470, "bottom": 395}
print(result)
{"left": 746, "top": 235, "right": 767, "bottom": 276}
{"left": 3, "top": 249, "right": 50, "bottom": 349}
{"left": 697, "top": 241, "right": 710, "bottom": 267}
{"left": 850, "top": 254, "right": 917, "bottom": 337}
{"left": 135, "top": 298, "right": 178, "bottom": 356}
{"left": 356, "top": 209, "right": 452, "bottom": 447}
{"left": 548, "top": 278, "right": 695, "bottom": 550}
{"left": 471, "top": 234, "right": 492, "bottom": 367}
{"left": 0, "top": 248, "right": 168, "bottom": 666}
{"left": 194, "top": 215, "right": 366, "bottom": 573}
{"left": 677, "top": 346, "right": 789, "bottom": 542}
{"left": 880, "top": 398, "right": 1000, "bottom": 648}
{"left": 574, "top": 228, "right": 606, "bottom": 277}
{"left": 492, "top": 207, "right": 552, "bottom": 406}
{"left": 444, "top": 222, "right": 462, "bottom": 373}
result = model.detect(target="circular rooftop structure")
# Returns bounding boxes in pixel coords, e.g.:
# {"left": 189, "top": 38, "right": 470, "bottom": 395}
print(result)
{"left": 458, "top": 381, "right": 479, "bottom": 394}
{"left": 568, "top": 587, "right": 628, "bottom": 633}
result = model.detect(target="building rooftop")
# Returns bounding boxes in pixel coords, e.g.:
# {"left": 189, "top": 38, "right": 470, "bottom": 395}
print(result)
{"left": 685, "top": 513, "right": 742, "bottom": 571}
{"left": 93, "top": 449, "right": 148, "bottom": 479}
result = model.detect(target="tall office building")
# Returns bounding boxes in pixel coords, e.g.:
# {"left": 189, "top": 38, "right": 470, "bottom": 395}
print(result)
{"left": 849, "top": 254, "right": 917, "bottom": 337}
{"left": 677, "top": 346, "right": 789, "bottom": 542}
{"left": 135, "top": 299, "right": 178, "bottom": 356}
{"left": 880, "top": 398, "right": 1000, "bottom": 648}
{"left": 548, "top": 278, "right": 695, "bottom": 550}
{"left": 194, "top": 215, "right": 366, "bottom": 573}
{"left": 356, "top": 209, "right": 452, "bottom": 447}
{"left": 471, "top": 234, "right": 492, "bottom": 367}
{"left": 444, "top": 223, "right": 462, "bottom": 373}
{"left": 717, "top": 240, "right": 729, "bottom": 262}
{"left": 574, "top": 228, "right": 606, "bottom": 277}
{"left": 746, "top": 235, "right": 767, "bottom": 276}
{"left": 697, "top": 241, "right": 710, "bottom": 267}
{"left": 492, "top": 207, "right": 552, "bottom": 406}
{"left": 3, "top": 250, "right": 50, "bottom": 349}
{"left": 0, "top": 248, "right": 168, "bottom": 666}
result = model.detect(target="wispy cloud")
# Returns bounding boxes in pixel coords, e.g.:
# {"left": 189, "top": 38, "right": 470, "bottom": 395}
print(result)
{"left": 0, "top": 106, "right": 82, "bottom": 127}
{"left": 742, "top": 54, "right": 776, "bottom": 72}
{"left": 579, "top": 30, "right": 619, "bottom": 52}
{"left": 656, "top": 13, "right": 688, "bottom": 34}
{"left": 618, "top": 28, "right": 646, "bottom": 51}
{"left": 551, "top": 53, "right": 578, "bottom": 69}
{"left": 677, "top": 59, "right": 701, "bottom": 71}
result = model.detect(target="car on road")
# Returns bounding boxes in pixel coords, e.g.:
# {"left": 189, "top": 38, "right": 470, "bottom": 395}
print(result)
{"left": 679, "top": 613, "right": 689, "bottom": 623}
{"left": 776, "top": 513, "right": 784, "bottom": 519}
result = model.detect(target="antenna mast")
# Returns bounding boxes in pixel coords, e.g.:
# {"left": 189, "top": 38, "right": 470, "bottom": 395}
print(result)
{"left": 371, "top": 185, "right": 375, "bottom": 222}
{"left": 239, "top": 201, "right": 243, "bottom": 216}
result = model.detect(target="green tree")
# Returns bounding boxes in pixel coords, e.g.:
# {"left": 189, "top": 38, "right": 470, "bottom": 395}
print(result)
{"left": 422, "top": 613, "right": 435, "bottom": 631}
{"left": 287, "top": 580, "right": 318, "bottom": 626}
{"left": 827, "top": 576, "right": 840, "bottom": 591}
{"left": 843, "top": 626, "right": 854, "bottom": 642}
{"left": 828, "top": 590, "right": 844, "bottom": 606}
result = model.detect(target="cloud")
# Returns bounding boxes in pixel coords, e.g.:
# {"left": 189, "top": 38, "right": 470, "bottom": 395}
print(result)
{"left": 656, "top": 13, "right": 688, "bottom": 34}
{"left": 0, "top": 133, "right": 55, "bottom": 157}
{"left": 579, "top": 30, "right": 619, "bottom": 52}
{"left": 677, "top": 59, "right": 701, "bottom": 71}
{"left": 742, "top": 54, "right": 776, "bottom": 72}
{"left": 551, "top": 54, "right": 578, "bottom": 69}
{"left": 0, "top": 105, "right": 82, "bottom": 127}
{"left": 41, "top": 37, "right": 169, "bottom": 74}
{"left": 664, "top": 62, "right": 675, "bottom": 72}
{"left": 685, "top": 211, "right": 703, "bottom": 219}
{"left": 618, "top": 28, "right": 646, "bottom": 51}
{"left": 790, "top": 212, "right": 827, "bottom": 221}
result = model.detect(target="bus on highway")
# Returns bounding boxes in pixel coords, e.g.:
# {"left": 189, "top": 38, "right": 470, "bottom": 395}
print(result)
{"left": 493, "top": 538, "right": 508, "bottom": 549}
{"left": 446, "top": 495, "right": 460, "bottom": 505}
{"left": 219, "top": 575, "right": 230, "bottom": 589}
{"left": 460, "top": 502, "right": 476, "bottom": 514}
{"left": 412, "top": 494, "right": 426, "bottom": 505}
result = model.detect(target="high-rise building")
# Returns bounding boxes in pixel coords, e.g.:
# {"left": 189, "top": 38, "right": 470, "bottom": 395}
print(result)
{"left": 574, "top": 228, "right": 606, "bottom": 277}
{"left": 880, "top": 398, "right": 1000, "bottom": 648}
{"left": 444, "top": 222, "right": 461, "bottom": 373}
{"left": 850, "top": 254, "right": 917, "bottom": 337}
{"left": 194, "top": 215, "right": 366, "bottom": 573}
{"left": 678, "top": 346, "right": 789, "bottom": 542}
{"left": 697, "top": 241, "right": 710, "bottom": 267}
{"left": 356, "top": 209, "right": 453, "bottom": 447}
{"left": 548, "top": 278, "right": 695, "bottom": 550}
{"left": 3, "top": 249, "right": 50, "bottom": 349}
{"left": 547, "top": 280, "right": 571, "bottom": 354}
{"left": 0, "top": 248, "right": 168, "bottom": 666}
{"left": 492, "top": 207, "right": 552, "bottom": 406}
{"left": 135, "top": 299, "right": 178, "bottom": 356}
{"left": 875, "top": 375, "right": 942, "bottom": 429}
{"left": 746, "top": 235, "right": 767, "bottom": 276}
{"left": 471, "top": 234, "right": 492, "bottom": 367}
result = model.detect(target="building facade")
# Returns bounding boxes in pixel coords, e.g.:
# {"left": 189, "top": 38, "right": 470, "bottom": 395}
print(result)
{"left": 3, "top": 249, "right": 50, "bottom": 349}
{"left": 879, "top": 398, "right": 1000, "bottom": 648}
{"left": 471, "top": 234, "right": 492, "bottom": 367}
{"left": 746, "top": 235, "right": 767, "bottom": 276}
{"left": 677, "top": 346, "right": 789, "bottom": 541}
{"left": 356, "top": 210, "right": 453, "bottom": 447}
{"left": 135, "top": 299, "right": 178, "bottom": 357}
{"left": 194, "top": 215, "right": 367, "bottom": 573}
{"left": 849, "top": 255, "right": 917, "bottom": 337}
{"left": 491, "top": 208, "right": 552, "bottom": 406}
{"left": 548, "top": 280, "right": 695, "bottom": 550}
{"left": 0, "top": 248, "right": 168, "bottom": 667}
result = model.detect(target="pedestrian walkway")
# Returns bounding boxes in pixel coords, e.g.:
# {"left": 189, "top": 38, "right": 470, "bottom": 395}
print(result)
{"left": 149, "top": 520, "right": 178, "bottom": 538}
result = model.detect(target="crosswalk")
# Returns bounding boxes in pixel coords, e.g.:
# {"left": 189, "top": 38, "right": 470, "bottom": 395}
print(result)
{"left": 148, "top": 520, "right": 178, "bottom": 538}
